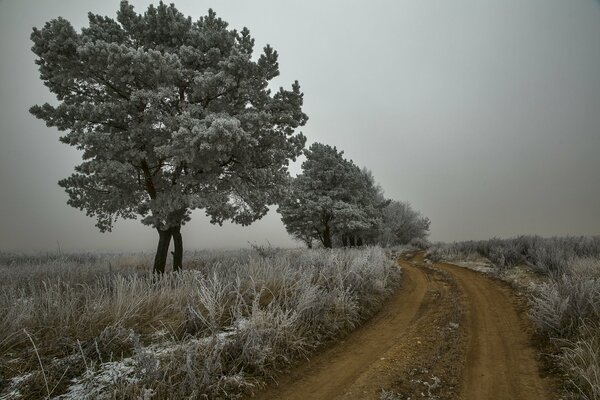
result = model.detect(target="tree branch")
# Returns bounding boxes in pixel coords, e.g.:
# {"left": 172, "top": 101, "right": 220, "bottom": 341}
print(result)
{"left": 172, "top": 162, "right": 184, "bottom": 185}
{"left": 201, "top": 76, "right": 242, "bottom": 108}
{"left": 91, "top": 73, "right": 130, "bottom": 100}
{"left": 141, "top": 160, "right": 157, "bottom": 199}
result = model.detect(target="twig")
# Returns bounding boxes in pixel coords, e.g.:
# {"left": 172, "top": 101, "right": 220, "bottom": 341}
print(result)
{"left": 77, "top": 339, "right": 89, "bottom": 372}
{"left": 49, "top": 365, "right": 71, "bottom": 398}
{"left": 23, "top": 329, "right": 50, "bottom": 399}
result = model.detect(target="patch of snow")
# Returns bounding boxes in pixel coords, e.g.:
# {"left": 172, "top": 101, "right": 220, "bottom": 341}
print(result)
{"left": 57, "top": 359, "right": 137, "bottom": 400}
{"left": 144, "top": 320, "right": 249, "bottom": 358}
{"left": 53, "top": 319, "right": 253, "bottom": 399}
{"left": 500, "top": 265, "right": 546, "bottom": 289}
{"left": 0, "top": 373, "right": 33, "bottom": 400}
{"left": 0, "top": 390, "right": 22, "bottom": 400}
{"left": 9, "top": 374, "right": 32, "bottom": 387}
{"left": 449, "top": 261, "right": 495, "bottom": 275}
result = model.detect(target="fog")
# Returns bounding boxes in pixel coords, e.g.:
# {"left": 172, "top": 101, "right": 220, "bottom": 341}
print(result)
{"left": 1, "top": 0, "right": 599, "bottom": 251}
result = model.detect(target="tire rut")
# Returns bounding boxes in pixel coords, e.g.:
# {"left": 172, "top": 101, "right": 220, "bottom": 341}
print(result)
{"left": 436, "top": 262, "right": 551, "bottom": 400}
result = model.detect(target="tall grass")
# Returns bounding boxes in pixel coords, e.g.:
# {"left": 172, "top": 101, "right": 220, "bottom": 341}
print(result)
{"left": 559, "top": 320, "right": 600, "bottom": 400}
{"left": 0, "top": 247, "right": 399, "bottom": 399}
{"left": 427, "top": 235, "right": 600, "bottom": 275}
{"left": 530, "top": 257, "right": 600, "bottom": 400}
{"left": 529, "top": 257, "right": 600, "bottom": 338}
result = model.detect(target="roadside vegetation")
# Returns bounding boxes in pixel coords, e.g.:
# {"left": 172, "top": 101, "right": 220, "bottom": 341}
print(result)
{"left": 0, "top": 246, "right": 399, "bottom": 399}
{"left": 427, "top": 235, "right": 600, "bottom": 400}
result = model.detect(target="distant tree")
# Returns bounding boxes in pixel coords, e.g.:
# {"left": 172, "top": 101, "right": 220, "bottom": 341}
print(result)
{"left": 378, "top": 200, "right": 430, "bottom": 246}
{"left": 30, "top": 2, "right": 307, "bottom": 273}
{"left": 274, "top": 178, "right": 317, "bottom": 248}
{"left": 278, "top": 143, "right": 380, "bottom": 248}
{"left": 332, "top": 168, "right": 387, "bottom": 246}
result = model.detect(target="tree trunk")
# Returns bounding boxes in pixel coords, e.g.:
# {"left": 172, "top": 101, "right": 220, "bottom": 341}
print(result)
{"left": 349, "top": 235, "right": 356, "bottom": 247}
{"left": 342, "top": 234, "right": 348, "bottom": 247}
{"left": 305, "top": 237, "right": 313, "bottom": 249}
{"left": 357, "top": 237, "right": 363, "bottom": 247}
{"left": 153, "top": 228, "right": 172, "bottom": 274}
{"left": 172, "top": 225, "right": 183, "bottom": 272}
{"left": 323, "top": 223, "right": 332, "bottom": 249}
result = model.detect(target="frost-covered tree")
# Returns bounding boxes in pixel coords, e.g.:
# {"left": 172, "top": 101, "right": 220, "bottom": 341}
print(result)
{"left": 30, "top": 2, "right": 307, "bottom": 273}
{"left": 278, "top": 143, "right": 380, "bottom": 248}
{"left": 378, "top": 200, "right": 430, "bottom": 246}
{"left": 335, "top": 168, "right": 387, "bottom": 247}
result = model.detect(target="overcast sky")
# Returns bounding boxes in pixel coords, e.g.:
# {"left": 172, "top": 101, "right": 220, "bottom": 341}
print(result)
{"left": 1, "top": 0, "right": 599, "bottom": 252}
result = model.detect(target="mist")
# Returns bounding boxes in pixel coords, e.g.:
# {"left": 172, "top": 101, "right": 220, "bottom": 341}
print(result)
{"left": 1, "top": 0, "right": 599, "bottom": 251}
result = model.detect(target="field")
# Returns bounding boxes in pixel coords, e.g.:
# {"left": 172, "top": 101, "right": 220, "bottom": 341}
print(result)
{"left": 2, "top": 237, "right": 599, "bottom": 400}
{"left": 0, "top": 247, "right": 399, "bottom": 399}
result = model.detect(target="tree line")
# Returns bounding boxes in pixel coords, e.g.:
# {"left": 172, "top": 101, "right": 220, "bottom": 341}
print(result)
{"left": 278, "top": 143, "right": 429, "bottom": 249}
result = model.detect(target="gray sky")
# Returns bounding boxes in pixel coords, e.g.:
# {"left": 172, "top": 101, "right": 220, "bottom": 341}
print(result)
{"left": 1, "top": 0, "right": 599, "bottom": 251}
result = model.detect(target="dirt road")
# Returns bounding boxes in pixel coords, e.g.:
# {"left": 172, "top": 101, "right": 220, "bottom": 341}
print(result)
{"left": 251, "top": 252, "right": 553, "bottom": 400}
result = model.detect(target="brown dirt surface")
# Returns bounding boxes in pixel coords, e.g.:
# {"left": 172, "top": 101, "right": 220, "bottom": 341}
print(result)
{"left": 250, "top": 252, "right": 554, "bottom": 400}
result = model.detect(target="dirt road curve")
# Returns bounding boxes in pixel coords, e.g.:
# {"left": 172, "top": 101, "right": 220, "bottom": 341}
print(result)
{"left": 251, "top": 252, "right": 552, "bottom": 400}
{"left": 436, "top": 261, "right": 550, "bottom": 400}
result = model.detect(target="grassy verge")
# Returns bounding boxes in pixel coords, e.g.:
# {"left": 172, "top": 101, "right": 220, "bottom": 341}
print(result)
{"left": 0, "top": 247, "right": 400, "bottom": 399}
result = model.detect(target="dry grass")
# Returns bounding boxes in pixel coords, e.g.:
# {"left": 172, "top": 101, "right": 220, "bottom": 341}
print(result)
{"left": 530, "top": 258, "right": 600, "bottom": 338}
{"left": 0, "top": 247, "right": 400, "bottom": 399}
{"left": 427, "top": 235, "right": 600, "bottom": 275}
{"left": 530, "top": 257, "right": 600, "bottom": 400}
{"left": 559, "top": 321, "right": 600, "bottom": 400}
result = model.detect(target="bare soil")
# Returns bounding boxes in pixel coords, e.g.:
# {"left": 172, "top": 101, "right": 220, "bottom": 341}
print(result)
{"left": 250, "top": 252, "right": 554, "bottom": 400}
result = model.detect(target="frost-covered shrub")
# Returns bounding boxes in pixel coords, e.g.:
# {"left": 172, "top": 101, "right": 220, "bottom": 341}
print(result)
{"left": 427, "top": 236, "right": 600, "bottom": 274}
{"left": 377, "top": 201, "right": 430, "bottom": 247}
{"left": 529, "top": 257, "right": 600, "bottom": 400}
{"left": 530, "top": 258, "right": 600, "bottom": 338}
{"left": 0, "top": 247, "right": 399, "bottom": 399}
{"left": 559, "top": 321, "right": 600, "bottom": 400}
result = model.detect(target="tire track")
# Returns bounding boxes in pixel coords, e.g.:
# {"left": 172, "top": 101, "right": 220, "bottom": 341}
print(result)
{"left": 250, "top": 252, "right": 552, "bottom": 400}
{"left": 436, "top": 262, "right": 551, "bottom": 399}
